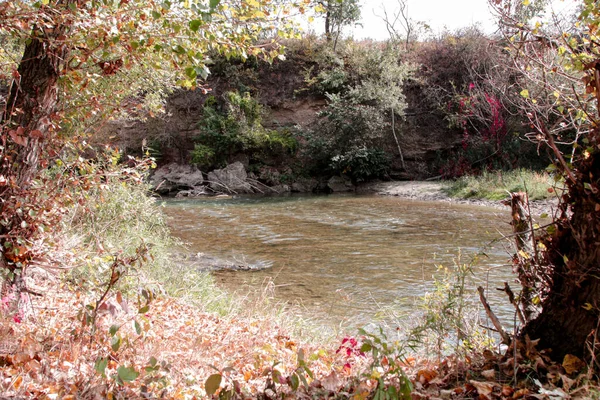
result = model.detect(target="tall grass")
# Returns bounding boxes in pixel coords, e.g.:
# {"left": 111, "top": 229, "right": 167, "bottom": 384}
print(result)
{"left": 443, "top": 169, "right": 553, "bottom": 201}
{"left": 59, "top": 156, "right": 235, "bottom": 315}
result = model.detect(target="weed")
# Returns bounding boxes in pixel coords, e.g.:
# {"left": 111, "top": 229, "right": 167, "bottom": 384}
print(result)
{"left": 443, "top": 169, "right": 553, "bottom": 201}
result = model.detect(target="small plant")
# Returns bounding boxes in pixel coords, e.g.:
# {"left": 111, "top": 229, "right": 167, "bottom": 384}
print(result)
{"left": 194, "top": 91, "right": 298, "bottom": 169}
{"left": 358, "top": 328, "right": 413, "bottom": 400}
{"left": 415, "top": 254, "right": 494, "bottom": 360}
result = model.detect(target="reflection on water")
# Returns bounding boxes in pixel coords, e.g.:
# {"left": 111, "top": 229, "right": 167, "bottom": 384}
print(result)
{"left": 163, "top": 194, "right": 514, "bottom": 328}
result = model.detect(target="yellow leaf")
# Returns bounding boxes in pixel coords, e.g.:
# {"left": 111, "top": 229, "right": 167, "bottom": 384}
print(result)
{"left": 518, "top": 250, "right": 531, "bottom": 259}
{"left": 520, "top": 89, "right": 530, "bottom": 98}
{"left": 12, "top": 376, "right": 23, "bottom": 390}
{"left": 562, "top": 354, "right": 585, "bottom": 375}
{"left": 523, "top": 0, "right": 530, "bottom": 5}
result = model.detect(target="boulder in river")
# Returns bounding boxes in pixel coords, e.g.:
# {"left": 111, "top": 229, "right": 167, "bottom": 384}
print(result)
{"left": 327, "top": 175, "right": 355, "bottom": 192}
{"left": 291, "top": 177, "right": 318, "bottom": 193}
{"left": 150, "top": 163, "right": 204, "bottom": 194}
{"left": 207, "top": 161, "right": 254, "bottom": 194}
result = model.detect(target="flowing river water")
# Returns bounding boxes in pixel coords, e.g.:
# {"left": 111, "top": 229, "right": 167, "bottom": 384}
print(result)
{"left": 163, "top": 194, "right": 516, "bottom": 329}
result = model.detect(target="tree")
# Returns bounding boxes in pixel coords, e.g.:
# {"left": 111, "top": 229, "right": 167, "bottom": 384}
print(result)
{"left": 375, "top": 0, "right": 429, "bottom": 50}
{"left": 348, "top": 48, "right": 413, "bottom": 169}
{"left": 0, "top": 0, "right": 302, "bottom": 307}
{"left": 315, "top": 0, "right": 361, "bottom": 47}
{"left": 492, "top": 0, "right": 600, "bottom": 360}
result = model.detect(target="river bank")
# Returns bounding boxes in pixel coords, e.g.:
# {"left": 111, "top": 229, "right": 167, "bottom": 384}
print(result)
{"left": 359, "top": 180, "right": 558, "bottom": 217}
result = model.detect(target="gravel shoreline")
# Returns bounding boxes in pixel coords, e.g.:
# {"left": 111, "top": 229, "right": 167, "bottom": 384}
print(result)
{"left": 358, "top": 180, "right": 558, "bottom": 217}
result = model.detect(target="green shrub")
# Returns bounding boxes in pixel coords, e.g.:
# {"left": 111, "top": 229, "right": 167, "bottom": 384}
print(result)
{"left": 194, "top": 91, "right": 298, "bottom": 169}
{"left": 330, "top": 147, "right": 390, "bottom": 183}
{"left": 190, "top": 143, "right": 215, "bottom": 168}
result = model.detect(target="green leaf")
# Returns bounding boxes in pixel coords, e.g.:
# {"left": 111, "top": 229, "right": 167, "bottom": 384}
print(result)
{"left": 210, "top": 0, "right": 220, "bottom": 9}
{"left": 94, "top": 357, "right": 108, "bottom": 377}
{"left": 205, "top": 373, "right": 222, "bottom": 395}
{"left": 185, "top": 67, "right": 197, "bottom": 79}
{"left": 360, "top": 343, "right": 372, "bottom": 353}
{"left": 111, "top": 335, "right": 122, "bottom": 352}
{"left": 134, "top": 320, "right": 142, "bottom": 335}
{"left": 138, "top": 305, "right": 149, "bottom": 314}
{"left": 109, "top": 324, "right": 120, "bottom": 336}
{"left": 117, "top": 366, "right": 139, "bottom": 382}
{"left": 290, "top": 373, "right": 299, "bottom": 390}
{"left": 189, "top": 19, "right": 202, "bottom": 32}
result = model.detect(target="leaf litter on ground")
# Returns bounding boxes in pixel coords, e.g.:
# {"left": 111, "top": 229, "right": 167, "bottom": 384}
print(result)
{"left": 1, "top": 267, "right": 599, "bottom": 399}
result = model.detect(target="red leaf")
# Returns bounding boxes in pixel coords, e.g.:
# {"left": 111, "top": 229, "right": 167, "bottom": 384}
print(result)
{"left": 30, "top": 129, "right": 43, "bottom": 139}
{"left": 8, "top": 129, "right": 28, "bottom": 146}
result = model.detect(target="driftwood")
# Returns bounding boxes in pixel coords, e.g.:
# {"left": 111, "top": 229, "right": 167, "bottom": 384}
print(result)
{"left": 478, "top": 286, "right": 511, "bottom": 345}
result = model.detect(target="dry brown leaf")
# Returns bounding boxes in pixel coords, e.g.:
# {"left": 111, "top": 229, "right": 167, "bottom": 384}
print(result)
{"left": 469, "top": 380, "right": 495, "bottom": 399}
{"left": 501, "top": 385, "right": 514, "bottom": 397}
{"left": 12, "top": 375, "right": 23, "bottom": 390}
{"left": 562, "top": 354, "right": 585, "bottom": 375}
{"left": 560, "top": 373, "right": 575, "bottom": 391}
{"left": 481, "top": 369, "right": 495, "bottom": 380}
{"left": 322, "top": 370, "right": 341, "bottom": 392}
{"left": 512, "top": 388, "right": 530, "bottom": 399}
{"left": 417, "top": 369, "right": 438, "bottom": 385}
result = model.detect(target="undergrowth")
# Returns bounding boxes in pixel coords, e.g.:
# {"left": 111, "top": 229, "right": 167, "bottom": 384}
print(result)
{"left": 443, "top": 169, "right": 553, "bottom": 201}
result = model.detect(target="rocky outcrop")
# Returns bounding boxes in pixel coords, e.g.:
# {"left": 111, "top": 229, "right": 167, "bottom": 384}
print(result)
{"left": 291, "top": 177, "right": 318, "bottom": 193}
{"left": 327, "top": 176, "right": 355, "bottom": 192}
{"left": 150, "top": 163, "right": 204, "bottom": 194}
{"left": 207, "top": 161, "right": 254, "bottom": 194}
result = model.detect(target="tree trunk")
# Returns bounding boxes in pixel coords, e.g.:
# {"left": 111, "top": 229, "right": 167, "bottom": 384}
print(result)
{"left": 325, "top": 9, "right": 332, "bottom": 42}
{"left": 2, "top": 34, "right": 65, "bottom": 186}
{"left": 0, "top": 2, "right": 71, "bottom": 312}
{"left": 522, "top": 137, "right": 600, "bottom": 360}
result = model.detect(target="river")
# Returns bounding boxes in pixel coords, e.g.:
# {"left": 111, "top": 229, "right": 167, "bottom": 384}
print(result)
{"left": 163, "top": 193, "right": 516, "bottom": 329}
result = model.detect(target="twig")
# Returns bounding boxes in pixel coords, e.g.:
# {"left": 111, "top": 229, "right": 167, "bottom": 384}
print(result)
{"left": 497, "top": 282, "right": 525, "bottom": 325}
{"left": 478, "top": 286, "right": 511, "bottom": 345}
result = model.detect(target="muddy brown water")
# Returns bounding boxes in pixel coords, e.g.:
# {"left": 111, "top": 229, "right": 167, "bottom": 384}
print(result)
{"left": 163, "top": 194, "right": 516, "bottom": 329}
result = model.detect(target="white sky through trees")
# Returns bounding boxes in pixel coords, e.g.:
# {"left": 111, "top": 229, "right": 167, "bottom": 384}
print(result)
{"left": 301, "top": 0, "right": 579, "bottom": 40}
{"left": 356, "top": 0, "right": 495, "bottom": 39}
{"left": 301, "top": 0, "right": 495, "bottom": 40}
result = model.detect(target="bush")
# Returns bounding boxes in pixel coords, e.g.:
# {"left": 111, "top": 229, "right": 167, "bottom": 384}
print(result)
{"left": 194, "top": 91, "right": 298, "bottom": 169}
{"left": 330, "top": 147, "right": 390, "bottom": 183}
{"left": 190, "top": 143, "right": 215, "bottom": 168}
